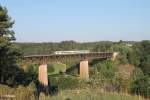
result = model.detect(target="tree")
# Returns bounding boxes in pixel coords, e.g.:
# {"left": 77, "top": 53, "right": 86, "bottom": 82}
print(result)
{"left": 130, "top": 75, "right": 150, "bottom": 98}
{"left": 133, "top": 41, "right": 150, "bottom": 76}
{"left": 127, "top": 49, "right": 139, "bottom": 66}
{"left": 0, "top": 6, "right": 23, "bottom": 86}
{"left": 92, "top": 41, "right": 113, "bottom": 52}
{"left": 111, "top": 43, "right": 130, "bottom": 64}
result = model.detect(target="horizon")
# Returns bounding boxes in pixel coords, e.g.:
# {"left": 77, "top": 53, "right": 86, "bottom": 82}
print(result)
{"left": 15, "top": 40, "right": 148, "bottom": 43}
{"left": 1, "top": 0, "right": 150, "bottom": 42}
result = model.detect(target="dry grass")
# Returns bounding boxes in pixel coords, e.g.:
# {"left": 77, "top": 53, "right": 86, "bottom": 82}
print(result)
{"left": 51, "top": 89, "right": 146, "bottom": 100}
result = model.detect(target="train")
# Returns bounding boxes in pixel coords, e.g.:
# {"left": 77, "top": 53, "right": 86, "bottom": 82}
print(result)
{"left": 54, "top": 50, "right": 90, "bottom": 55}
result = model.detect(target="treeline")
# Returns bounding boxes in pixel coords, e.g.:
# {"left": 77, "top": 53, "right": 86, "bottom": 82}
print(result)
{"left": 16, "top": 40, "right": 135, "bottom": 55}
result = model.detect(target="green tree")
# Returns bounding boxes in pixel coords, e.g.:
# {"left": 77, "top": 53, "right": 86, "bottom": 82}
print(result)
{"left": 131, "top": 75, "right": 150, "bottom": 98}
{"left": 111, "top": 43, "right": 130, "bottom": 64}
{"left": 127, "top": 49, "right": 139, "bottom": 66}
{"left": 0, "top": 6, "right": 22, "bottom": 86}
{"left": 133, "top": 41, "right": 150, "bottom": 75}
{"left": 92, "top": 41, "right": 113, "bottom": 52}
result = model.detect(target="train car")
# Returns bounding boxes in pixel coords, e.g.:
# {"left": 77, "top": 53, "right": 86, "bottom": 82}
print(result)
{"left": 54, "top": 50, "right": 90, "bottom": 55}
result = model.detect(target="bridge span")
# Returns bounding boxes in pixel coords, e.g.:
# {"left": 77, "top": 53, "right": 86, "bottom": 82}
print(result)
{"left": 23, "top": 52, "right": 118, "bottom": 86}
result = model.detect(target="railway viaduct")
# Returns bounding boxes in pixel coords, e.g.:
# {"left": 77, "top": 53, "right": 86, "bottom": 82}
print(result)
{"left": 23, "top": 52, "right": 118, "bottom": 87}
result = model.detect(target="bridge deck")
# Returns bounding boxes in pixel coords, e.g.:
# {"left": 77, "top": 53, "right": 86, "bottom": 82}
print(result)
{"left": 23, "top": 52, "right": 113, "bottom": 60}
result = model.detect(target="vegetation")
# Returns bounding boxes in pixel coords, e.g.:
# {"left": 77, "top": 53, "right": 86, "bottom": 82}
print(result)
{"left": 17, "top": 40, "right": 150, "bottom": 99}
{"left": 47, "top": 63, "right": 66, "bottom": 75}
{"left": 51, "top": 89, "right": 145, "bottom": 100}
{"left": 49, "top": 75, "right": 79, "bottom": 90}
{"left": 0, "top": 5, "right": 28, "bottom": 86}
{"left": 0, "top": 5, "right": 37, "bottom": 99}
{"left": 0, "top": 84, "right": 35, "bottom": 100}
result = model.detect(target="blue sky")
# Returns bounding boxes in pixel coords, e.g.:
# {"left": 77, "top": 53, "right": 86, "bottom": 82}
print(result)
{"left": 1, "top": 0, "right": 150, "bottom": 42}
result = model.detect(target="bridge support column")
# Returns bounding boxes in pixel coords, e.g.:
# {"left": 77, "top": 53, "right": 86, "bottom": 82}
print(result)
{"left": 38, "top": 64, "right": 48, "bottom": 86}
{"left": 80, "top": 60, "right": 89, "bottom": 79}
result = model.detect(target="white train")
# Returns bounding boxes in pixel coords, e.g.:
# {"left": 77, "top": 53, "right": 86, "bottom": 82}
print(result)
{"left": 54, "top": 50, "right": 90, "bottom": 55}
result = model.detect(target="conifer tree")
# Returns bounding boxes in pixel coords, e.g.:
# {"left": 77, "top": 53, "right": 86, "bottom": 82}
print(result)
{"left": 0, "top": 5, "right": 21, "bottom": 85}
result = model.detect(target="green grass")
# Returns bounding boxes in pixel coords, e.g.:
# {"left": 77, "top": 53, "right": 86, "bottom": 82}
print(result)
{"left": 48, "top": 62, "right": 66, "bottom": 75}
{"left": 51, "top": 89, "right": 146, "bottom": 100}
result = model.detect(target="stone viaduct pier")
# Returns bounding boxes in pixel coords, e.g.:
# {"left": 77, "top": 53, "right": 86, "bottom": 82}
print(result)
{"left": 23, "top": 52, "right": 118, "bottom": 86}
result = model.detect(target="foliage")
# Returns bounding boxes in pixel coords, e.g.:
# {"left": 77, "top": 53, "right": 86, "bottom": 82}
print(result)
{"left": 24, "top": 64, "right": 38, "bottom": 85}
{"left": 128, "top": 40, "right": 150, "bottom": 98}
{"left": 0, "top": 6, "right": 28, "bottom": 86}
{"left": 127, "top": 49, "right": 139, "bottom": 66}
{"left": 133, "top": 41, "right": 150, "bottom": 75}
{"left": 89, "top": 60, "right": 138, "bottom": 93}
{"left": 130, "top": 75, "right": 150, "bottom": 98}
{"left": 92, "top": 41, "right": 113, "bottom": 52}
{"left": 88, "top": 60, "right": 123, "bottom": 92}
{"left": 16, "top": 41, "right": 114, "bottom": 55}
{"left": 110, "top": 43, "right": 131, "bottom": 64}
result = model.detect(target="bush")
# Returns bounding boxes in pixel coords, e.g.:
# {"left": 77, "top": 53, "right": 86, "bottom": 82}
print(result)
{"left": 130, "top": 75, "right": 150, "bottom": 98}
{"left": 24, "top": 64, "right": 38, "bottom": 85}
{"left": 47, "top": 65, "right": 55, "bottom": 73}
{"left": 91, "top": 60, "right": 117, "bottom": 79}
{"left": 89, "top": 60, "right": 133, "bottom": 92}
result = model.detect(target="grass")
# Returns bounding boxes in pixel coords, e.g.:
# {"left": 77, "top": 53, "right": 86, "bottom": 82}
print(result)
{"left": 0, "top": 84, "right": 35, "bottom": 100}
{"left": 50, "top": 89, "right": 146, "bottom": 100}
{"left": 0, "top": 84, "right": 146, "bottom": 100}
{"left": 48, "top": 62, "right": 66, "bottom": 75}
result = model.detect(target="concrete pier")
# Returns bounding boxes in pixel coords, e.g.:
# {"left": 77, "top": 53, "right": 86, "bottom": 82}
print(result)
{"left": 38, "top": 64, "right": 48, "bottom": 86}
{"left": 80, "top": 60, "right": 89, "bottom": 79}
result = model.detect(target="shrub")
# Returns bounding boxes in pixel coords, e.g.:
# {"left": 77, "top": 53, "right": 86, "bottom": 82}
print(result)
{"left": 130, "top": 75, "right": 150, "bottom": 98}
{"left": 47, "top": 65, "right": 55, "bottom": 73}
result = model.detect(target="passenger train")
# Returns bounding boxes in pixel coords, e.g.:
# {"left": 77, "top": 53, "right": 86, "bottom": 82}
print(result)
{"left": 54, "top": 50, "right": 90, "bottom": 55}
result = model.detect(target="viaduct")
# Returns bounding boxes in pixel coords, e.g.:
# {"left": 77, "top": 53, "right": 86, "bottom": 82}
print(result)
{"left": 23, "top": 52, "right": 118, "bottom": 87}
